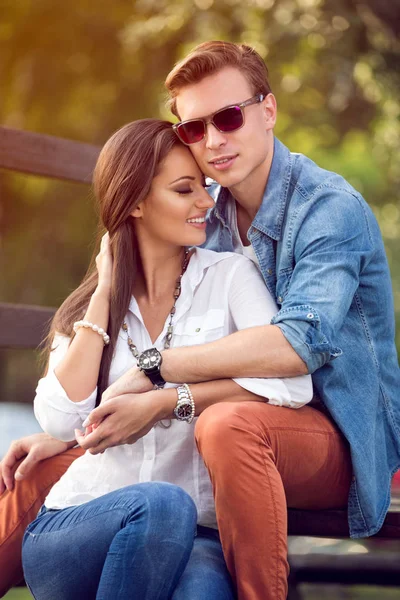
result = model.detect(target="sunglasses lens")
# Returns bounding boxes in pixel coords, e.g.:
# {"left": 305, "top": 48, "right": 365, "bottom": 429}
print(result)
{"left": 176, "top": 120, "right": 205, "bottom": 144}
{"left": 214, "top": 106, "right": 243, "bottom": 132}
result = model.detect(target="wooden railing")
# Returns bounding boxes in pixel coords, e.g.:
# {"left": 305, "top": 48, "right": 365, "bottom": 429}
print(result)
{"left": 0, "top": 125, "right": 101, "bottom": 346}
{"left": 0, "top": 125, "right": 100, "bottom": 183}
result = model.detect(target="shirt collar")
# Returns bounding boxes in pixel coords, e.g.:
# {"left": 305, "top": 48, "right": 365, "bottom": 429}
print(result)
{"left": 128, "top": 247, "right": 233, "bottom": 319}
{"left": 209, "top": 137, "right": 293, "bottom": 241}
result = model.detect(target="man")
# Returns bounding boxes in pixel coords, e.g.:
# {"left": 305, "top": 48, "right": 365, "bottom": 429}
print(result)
{"left": 1, "top": 41, "right": 399, "bottom": 600}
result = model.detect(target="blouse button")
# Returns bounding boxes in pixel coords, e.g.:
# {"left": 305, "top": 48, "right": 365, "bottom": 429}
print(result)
{"left": 195, "top": 328, "right": 201, "bottom": 332}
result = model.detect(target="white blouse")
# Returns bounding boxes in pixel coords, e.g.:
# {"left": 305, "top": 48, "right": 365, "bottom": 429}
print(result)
{"left": 34, "top": 248, "right": 312, "bottom": 527}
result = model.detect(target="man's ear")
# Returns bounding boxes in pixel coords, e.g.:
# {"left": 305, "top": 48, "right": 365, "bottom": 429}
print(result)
{"left": 263, "top": 93, "right": 277, "bottom": 131}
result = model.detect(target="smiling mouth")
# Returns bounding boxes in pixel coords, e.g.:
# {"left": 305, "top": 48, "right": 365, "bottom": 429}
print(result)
{"left": 186, "top": 217, "right": 206, "bottom": 223}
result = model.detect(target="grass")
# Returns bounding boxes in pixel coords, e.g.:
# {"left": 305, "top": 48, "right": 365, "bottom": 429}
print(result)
{"left": 3, "top": 590, "right": 31, "bottom": 599}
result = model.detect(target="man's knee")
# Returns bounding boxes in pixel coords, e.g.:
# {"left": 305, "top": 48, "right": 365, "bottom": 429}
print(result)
{"left": 0, "top": 447, "right": 82, "bottom": 596}
{"left": 195, "top": 402, "right": 268, "bottom": 459}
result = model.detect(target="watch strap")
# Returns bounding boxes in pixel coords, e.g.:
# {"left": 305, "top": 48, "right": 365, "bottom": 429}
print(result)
{"left": 146, "top": 367, "right": 166, "bottom": 389}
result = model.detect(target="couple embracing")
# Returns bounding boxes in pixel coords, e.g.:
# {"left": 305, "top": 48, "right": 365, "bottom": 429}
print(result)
{"left": 0, "top": 41, "right": 399, "bottom": 600}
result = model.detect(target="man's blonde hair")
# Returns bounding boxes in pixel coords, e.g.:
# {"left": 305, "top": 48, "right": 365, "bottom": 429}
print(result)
{"left": 165, "top": 40, "right": 272, "bottom": 118}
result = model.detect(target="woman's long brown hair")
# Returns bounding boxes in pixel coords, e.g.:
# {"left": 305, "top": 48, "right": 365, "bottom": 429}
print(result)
{"left": 43, "top": 119, "right": 183, "bottom": 404}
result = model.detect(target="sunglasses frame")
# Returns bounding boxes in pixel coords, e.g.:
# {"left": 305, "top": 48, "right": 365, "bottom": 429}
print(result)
{"left": 173, "top": 93, "right": 265, "bottom": 145}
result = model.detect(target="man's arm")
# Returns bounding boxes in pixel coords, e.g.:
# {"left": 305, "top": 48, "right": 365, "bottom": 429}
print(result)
{"left": 161, "top": 324, "right": 308, "bottom": 383}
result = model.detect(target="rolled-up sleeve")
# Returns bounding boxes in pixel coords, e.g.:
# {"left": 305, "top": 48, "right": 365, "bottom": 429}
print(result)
{"left": 34, "top": 334, "right": 97, "bottom": 441}
{"left": 228, "top": 256, "right": 313, "bottom": 408}
{"left": 271, "top": 188, "right": 374, "bottom": 373}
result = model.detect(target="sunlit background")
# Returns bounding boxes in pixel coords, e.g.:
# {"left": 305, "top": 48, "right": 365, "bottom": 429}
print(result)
{"left": 1, "top": 2, "right": 399, "bottom": 597}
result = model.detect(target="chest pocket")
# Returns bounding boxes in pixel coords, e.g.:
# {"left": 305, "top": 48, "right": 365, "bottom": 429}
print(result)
{"left": 173, "top": 309, "right": 225, "bottom": 346}
{"left": 275, "top": 269, "right": 293, "bottom": 306}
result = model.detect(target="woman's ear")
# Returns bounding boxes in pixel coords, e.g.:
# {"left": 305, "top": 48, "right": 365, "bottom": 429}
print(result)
{"left": 131, "top": 203, "right": 144, "bottom": 219}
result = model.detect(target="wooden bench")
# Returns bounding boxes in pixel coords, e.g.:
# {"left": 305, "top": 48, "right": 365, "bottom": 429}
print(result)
{"left": 1, "top": 125, "right": 400, "bottom": 597}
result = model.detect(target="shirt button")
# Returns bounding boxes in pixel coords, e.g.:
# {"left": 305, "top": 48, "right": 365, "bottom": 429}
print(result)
{"left": 278, "top": 296, "right": 283, "bottom": 303}
{"left": 307, "top": 313, "right": 314, "bottom": 319}
{"left": 267, "top": 268, "right": 272, "bottom": 275}
{"left": 195, "top": 328, "right": 201, "bottom": 332}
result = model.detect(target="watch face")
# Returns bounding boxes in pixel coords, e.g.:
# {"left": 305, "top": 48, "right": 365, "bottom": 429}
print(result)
{"left": 176, "top": 403, "right": 192, "bottom": 419}
{"left": 139, "top": 348, "right": 161, "bottom": 371}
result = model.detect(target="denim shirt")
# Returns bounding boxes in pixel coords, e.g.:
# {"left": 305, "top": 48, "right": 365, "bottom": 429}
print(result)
{"left": 204, "top": 137, "right": 400, "bottom": 538}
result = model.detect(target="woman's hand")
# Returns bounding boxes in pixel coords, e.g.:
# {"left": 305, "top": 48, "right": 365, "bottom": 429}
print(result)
{"left": 95, "top": 232, "right": 113, "bottom": 295}
{"left": 74, "top": 389, "right": 175, "bottom": 455}
{"left": 0, "top": 433, "right": 75, "bottom": 494}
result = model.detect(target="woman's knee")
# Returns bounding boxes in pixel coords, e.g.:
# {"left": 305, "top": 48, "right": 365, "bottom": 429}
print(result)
{"left": 128, "top": 482, "right": 197, "bottom": 540}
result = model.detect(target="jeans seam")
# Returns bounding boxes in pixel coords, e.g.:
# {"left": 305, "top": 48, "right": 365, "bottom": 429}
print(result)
{"left": 26, "top": 505, "right": 130, "bottom": 535}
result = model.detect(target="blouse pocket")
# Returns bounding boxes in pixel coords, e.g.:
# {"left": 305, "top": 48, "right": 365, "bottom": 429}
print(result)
{"left": 173, "top": 309, "right": 225, "bottom": 346}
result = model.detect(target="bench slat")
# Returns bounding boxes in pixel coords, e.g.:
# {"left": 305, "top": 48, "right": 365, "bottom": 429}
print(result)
{"left": 289, "top": 552, "right": 400, "bottom": 586}
{"left": 0, "top": 126, "right": 100, "bottom": 183}
{"left": 287, "top": 507, "right": 400, "bottom": 539}
{"left": 0, "top": 303, "right": 56, "bottom": 349}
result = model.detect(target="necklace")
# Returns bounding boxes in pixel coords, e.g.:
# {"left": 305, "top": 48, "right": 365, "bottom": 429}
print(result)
{"left": 122, "top": 247, "right": 190, "bottom": 360}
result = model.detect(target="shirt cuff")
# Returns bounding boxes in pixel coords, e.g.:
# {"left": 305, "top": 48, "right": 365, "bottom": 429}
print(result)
{"left": 271, "top": 305, "right": 342, "bottom": 373}
{"left": 34, "top": 370, "right": 97, "bottom": 441}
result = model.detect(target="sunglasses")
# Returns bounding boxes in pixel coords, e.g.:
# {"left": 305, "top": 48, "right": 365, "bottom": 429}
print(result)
{"left": 172, "top": 94, "right": 265, "bottom": 145}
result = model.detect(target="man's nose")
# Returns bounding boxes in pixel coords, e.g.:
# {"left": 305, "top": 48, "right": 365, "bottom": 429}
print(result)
{"left": 205, "top": 122, "right": 226, "bottom": 150}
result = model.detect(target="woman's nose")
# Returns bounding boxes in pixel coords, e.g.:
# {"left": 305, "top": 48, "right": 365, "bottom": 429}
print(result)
{"left": 196, "top": 187, "right": 215, "bottom": 209}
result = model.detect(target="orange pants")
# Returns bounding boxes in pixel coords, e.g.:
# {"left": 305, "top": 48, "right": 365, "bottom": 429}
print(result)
{"left": 0, "top": 446, "right": 84, "bottom": 597}
{"left": 195, "top": 402, "right": 352, "bottom": 600}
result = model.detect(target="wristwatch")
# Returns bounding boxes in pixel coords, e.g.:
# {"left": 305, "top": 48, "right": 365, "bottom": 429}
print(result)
{"left": 138, "top": 348, "right": 166, "bottom": 389}
{"left": 174, "top": 384, "right": 195, "bottom": 423}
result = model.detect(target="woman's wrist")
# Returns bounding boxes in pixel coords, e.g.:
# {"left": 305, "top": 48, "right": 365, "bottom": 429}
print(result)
{"left": 93, "top": 284, "right": 111, "bottom": 302}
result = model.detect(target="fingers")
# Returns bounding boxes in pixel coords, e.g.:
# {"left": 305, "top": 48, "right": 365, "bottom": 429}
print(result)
{"left": 82, "top": 402, "right": 114, "bottom": 428}
{"left": 0, "top": 441, "right": 28, "bottom": 492}
{"left": 74, "top": 427, "right": 112, "bottom": 455}
{"left": 13, "top": 450, "right": 41, "bottom": 483}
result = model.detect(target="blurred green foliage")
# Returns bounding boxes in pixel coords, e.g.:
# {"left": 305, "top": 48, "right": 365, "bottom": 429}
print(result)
{"left": 0, "top": 0, "right": 399, "bottom": 357}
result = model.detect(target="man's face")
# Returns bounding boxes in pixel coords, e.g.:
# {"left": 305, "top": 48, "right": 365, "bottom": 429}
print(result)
{"left": 175, "top": 67, "right": 276, "bottom": 191}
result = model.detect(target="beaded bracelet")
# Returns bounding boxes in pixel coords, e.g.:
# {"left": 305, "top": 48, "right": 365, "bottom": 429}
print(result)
{"left": 73, "top": 320, "right": 110, "bottom": 345}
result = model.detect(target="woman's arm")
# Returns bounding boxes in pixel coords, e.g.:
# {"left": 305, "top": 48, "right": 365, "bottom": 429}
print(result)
{"left": 54, "top": 233, "right": 112, "bottom": 402}
{"left": 34, "top": 233, "right": 113, "bottom": 441}
{"left": 54, "top": 287, "right": 110, "bottom": 402}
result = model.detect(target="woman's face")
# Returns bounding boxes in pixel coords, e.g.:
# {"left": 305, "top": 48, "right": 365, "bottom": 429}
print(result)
{"left": 133, "top": 145, "right": 214, "bottom": 248}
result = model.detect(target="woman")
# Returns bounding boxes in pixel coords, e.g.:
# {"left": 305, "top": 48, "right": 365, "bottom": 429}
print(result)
{"left": 21, "top": 119, "right": 312, "bottom": 599}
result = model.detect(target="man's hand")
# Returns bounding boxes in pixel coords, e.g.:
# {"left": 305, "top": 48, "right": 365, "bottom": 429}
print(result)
{"left": 101, "top": 365, "right": 153, "bottom": 403}
{"left": 75, "top": 390, "right": 172, "bottom": 455}
{"left": 0, "top": 433, "right": 75, "bottom": 494}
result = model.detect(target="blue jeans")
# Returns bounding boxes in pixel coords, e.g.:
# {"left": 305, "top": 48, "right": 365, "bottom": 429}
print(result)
{"left": 22, "top": 482, "right": 235, "bottom": 600}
